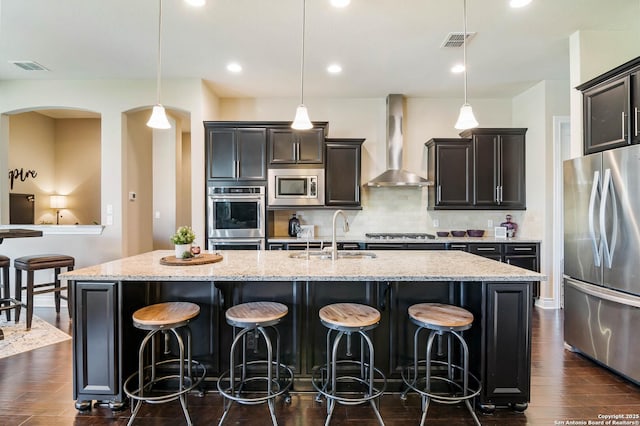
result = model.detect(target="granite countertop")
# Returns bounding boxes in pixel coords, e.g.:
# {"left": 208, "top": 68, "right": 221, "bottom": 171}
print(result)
{"left": 61, "top": 249, "right": 546, "bottom": 282}
{"left": 267, "top": 235, "right": 541, "bottom": 244}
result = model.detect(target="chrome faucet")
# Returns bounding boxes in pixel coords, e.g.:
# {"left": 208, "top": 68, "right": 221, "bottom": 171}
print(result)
{"left": 331, "top": 210, "right": 350, "bottom": 260}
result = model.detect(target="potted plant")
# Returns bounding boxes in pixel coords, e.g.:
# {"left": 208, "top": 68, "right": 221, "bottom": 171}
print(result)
{"left": 170, "top": 226, "right": 196, "bottom": 258}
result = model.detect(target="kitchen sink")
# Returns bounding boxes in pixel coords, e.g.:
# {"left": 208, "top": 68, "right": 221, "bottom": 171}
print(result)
{"left": 288, "top": 251, "right": 377, "bottom": 260}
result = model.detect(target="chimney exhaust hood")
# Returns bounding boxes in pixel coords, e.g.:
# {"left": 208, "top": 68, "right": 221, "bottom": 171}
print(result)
{"left": 367, "top": 94, "right": 431, "bottom": 187}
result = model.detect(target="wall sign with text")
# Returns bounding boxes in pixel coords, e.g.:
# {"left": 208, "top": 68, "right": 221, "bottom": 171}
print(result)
{"left": 8, "top": 168, "right": 38, "bottom": 190}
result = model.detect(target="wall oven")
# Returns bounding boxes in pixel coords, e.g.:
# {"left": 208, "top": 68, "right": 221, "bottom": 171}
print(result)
{"left": 207, "top": 186, "right": 265, "bottom": 250}
{"left": 208, "top": 238, "right": 265, "bottom": 251}
{"left": 268, "top": 168, "right": 324, "bottom": 206}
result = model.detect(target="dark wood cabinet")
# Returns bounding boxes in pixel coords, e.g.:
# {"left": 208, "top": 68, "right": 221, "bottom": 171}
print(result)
{"left": 582, "top": 76, "right": 631, "bottom": 154}
{"left": 325, "top": 138, "right": 364, "bottom": 207}
{"left": 468, "top": 243, "right": 502, "bottom": 262}
{"left": 205, "top": 125, "right": 267, "bottom": 181}
{"left": 268, "top": 127, "right": 326, "bottom": 165}
{"left": 481, "top": 282, "right": 531, "bottom": 409}
{"left": 459, "top": 128, "right": 527, "bottom": 210}
{"left": 577, "top": 56, "right": 640, "bottom": 154}
{"left": 426, "top": 138, "right": 473, "bottom": 209}
{"left": 632, "top": 70, "right": 640, "bottom": 145}
{"left": 73, "top": 282, "right": 119, "bottom": 405}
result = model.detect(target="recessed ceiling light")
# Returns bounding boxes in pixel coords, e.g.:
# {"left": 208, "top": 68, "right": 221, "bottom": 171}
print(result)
{"left": 327, "top": 64, "right": 342, "bottom": 74}
{"left": 226, "top": 63, "right": 242, "bottom": 73}
{"left": 509, "top": 0, "right": 532, "bottom": 8}
{"left": 330, "top": 0, "right": 351, "bottom": 8}
{"left": 451, "top": 64, "right": 465, "bottom": 73}
{"left": 184, "top": 0, "right": 205, "bottom": 6}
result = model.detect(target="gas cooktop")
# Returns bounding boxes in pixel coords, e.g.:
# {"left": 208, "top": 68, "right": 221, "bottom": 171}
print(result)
{"left": 365, "top": 233, "right": 436, "bottom": 240}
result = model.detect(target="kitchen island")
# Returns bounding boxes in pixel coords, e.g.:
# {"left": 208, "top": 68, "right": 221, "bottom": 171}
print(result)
{"left": 62, "top": 249, "right": 544, "bottom": 413}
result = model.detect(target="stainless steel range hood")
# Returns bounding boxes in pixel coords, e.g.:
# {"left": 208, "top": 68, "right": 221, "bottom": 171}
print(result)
{"left": 367, "top": 94, "right": 431, "bottom": 187}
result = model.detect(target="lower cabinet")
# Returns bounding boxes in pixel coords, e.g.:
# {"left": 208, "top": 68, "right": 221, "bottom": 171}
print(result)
{"left": 480, "top": 282, "right": 532, "bottom": 410}
{"left": 73, "top": 282, "right": 119, "bottom": 407}
{"left": 72, "top": 278, "right": 534, "bottom": 410}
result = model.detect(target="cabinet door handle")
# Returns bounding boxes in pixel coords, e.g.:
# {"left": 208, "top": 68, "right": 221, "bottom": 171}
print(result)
{"left": 495, "top": 186, "right": 499, "bottom": 203}
{"left": 437, "top": 185, "right": 442, "bottom": 203}
{"left": 500, "top": 186, "right": 503, "bottom": 203}
{"left": 296, "top": 142, "right": 301, "bottom": 162}
{"left": 635, "top": 107, "right": 638, "bottom": 137}
{"left": 235, "top": 161, "right": 240, "bottom": 178}
{"left": 512, "top": 247, "right": 533, "bottom": 252}
{"left": 476, "top": 247, "right": 496, "bottom": 252}
{"left": 622, "top": 111, "right": 627, "bottom": 139}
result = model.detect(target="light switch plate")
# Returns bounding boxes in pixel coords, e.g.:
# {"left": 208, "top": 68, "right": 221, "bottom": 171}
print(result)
{"left": 494, "top": 226, "right": 507, "bottom": 239}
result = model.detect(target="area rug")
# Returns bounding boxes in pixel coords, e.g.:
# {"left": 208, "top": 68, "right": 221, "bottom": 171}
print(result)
{"left": 0, "top": 315, "right": 71, "bottom": 359}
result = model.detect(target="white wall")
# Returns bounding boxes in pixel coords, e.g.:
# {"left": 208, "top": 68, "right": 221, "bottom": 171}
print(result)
{"left": 512, "top": 80, "right": 570, "bottom": 308}
{"left": 0, "top": 78, "right": 207, "bottom": 267}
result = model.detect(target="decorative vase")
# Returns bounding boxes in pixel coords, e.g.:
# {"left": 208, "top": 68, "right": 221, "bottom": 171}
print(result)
{"left": 174, "top": 243, "right": 192, "bottom": 258}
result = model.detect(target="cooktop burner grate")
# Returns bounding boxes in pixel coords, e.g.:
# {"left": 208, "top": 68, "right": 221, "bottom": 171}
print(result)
{"left": 365, "top": 233, "right": 436, "bottom": 240}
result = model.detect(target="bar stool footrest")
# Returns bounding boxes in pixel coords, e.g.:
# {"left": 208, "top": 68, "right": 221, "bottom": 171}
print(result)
{"left": 217, "top": 360, "right": 294, "bottom": 405}
{"left": 402, "top": 359, "right": 481, "bottom": 403}
{"left": 312, "top": 359, "right": 387, "bottom": 406}
{"left": 123, "top": 358, "right": 206, "bottom": 404}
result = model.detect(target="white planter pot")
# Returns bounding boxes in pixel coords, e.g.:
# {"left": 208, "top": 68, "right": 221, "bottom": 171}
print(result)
{"left": 174, "top": 244, "right": 192, "bottom": 258}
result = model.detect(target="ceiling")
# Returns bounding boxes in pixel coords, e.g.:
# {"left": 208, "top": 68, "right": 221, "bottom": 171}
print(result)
{"left": 0, "top": 0, "right": 638, "bottom": 100}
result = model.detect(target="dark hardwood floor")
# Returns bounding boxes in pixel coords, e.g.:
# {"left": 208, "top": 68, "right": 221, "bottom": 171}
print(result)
{"left": 1, "top": 307, "right": 639, "bottom": 425}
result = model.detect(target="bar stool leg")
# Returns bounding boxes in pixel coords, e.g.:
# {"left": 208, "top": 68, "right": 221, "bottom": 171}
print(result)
{"left": 325, "top": 330, "right": 344, "bottom": 425}
{"left": 258, "top": 326, "right": 277, "bottom": 426}
{"left": 26, "top": 271, "right": 34, "bottom": 330}
{"left": 360, "top": 330, "right": 384, "bottom": 425}
{"left": 14, "top": 269, "right": 22, "bottom": 323}
{"left": 2, "top": 265, "right": 10, "bottom": 321}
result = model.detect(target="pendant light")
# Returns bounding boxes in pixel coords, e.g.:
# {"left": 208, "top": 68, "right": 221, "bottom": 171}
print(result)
{"left": 454, "top": 0, "right": 479, "bottom": 130}
{"left": 291, "top": 0, "right": 313, "bottom": 130}
{"left": 147, "top": 0, "right": 171, "bottom": 129}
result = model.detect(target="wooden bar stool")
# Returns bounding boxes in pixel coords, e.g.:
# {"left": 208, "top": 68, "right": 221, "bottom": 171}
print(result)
{"left": 217, "top": 301, "right": 293, "bottom": 426}
{"left": 312, "top": 303, "right": 386, "bottom": 426}
{"left": 123, "top": 301, "right": 206, "bottom": 426}
{"left": 0, "top": 255, "right": 20, "bottom": 322}
{"left": 14, "top": 254, "right": 74, "bottom": 330}
{"left": 401, "top": 303, "right": 481, "bottom": 426}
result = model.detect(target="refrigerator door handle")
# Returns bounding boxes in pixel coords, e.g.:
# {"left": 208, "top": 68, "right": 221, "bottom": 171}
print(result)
{"left": 600, "top": 168, "right": 618, "bottom": 268}
{"left": 565, "top": 276, "right": 640, "bottom": 308}
{"left": 588, "top": 170, "right": 602, "bottom": 267}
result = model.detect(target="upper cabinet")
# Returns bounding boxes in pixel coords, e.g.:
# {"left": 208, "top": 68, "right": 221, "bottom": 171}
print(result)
{"left": 462, "top": 128, "right": 527, "bottom": 210}
{"left": 205, "top": 123, "right": 267, "bottom": 181}
{"left": 577, "top": 56, "right": 640, "bottom": 154}
{"left": 428, "top": 128, "right": 527, "bottom": 211}
{"left": 425, "top": 138, "right": 473, "bottom": 209}
{"left": 268, "top": 124, "right": 327, "bottom": 166}
{"left": 325, "top": 138, "right": 364, "bottom": 207}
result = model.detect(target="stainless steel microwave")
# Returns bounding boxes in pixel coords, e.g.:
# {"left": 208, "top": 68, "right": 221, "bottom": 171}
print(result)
{"left": 268, "top": 168, "right": 325, "bottom": 206}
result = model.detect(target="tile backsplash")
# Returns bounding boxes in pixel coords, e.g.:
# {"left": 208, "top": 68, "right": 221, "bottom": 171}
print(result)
{"left": 271, "top": 187, "right": 527, "bottom": 239}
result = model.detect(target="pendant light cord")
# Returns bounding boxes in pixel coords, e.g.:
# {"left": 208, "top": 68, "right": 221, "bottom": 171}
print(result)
{"left": 462, "top": 0, "right": 468, "bottom": 104}
{"left": 155, "top": 0, "right": 163, "bottom": 105}
{"left": 299, "top": 0, "right": 306, "bottom": 105}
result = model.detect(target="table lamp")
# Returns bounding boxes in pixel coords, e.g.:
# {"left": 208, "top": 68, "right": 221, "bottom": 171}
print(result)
{"left": 50, "top": 195, "right": 67, "bottom": 225}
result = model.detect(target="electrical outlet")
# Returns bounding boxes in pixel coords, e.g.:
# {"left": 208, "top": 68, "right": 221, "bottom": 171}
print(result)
{"left": 433, "top": 219, "right": 439, "bottom": 228}
{"left": 488, "top": 219, "right": 494, "bottom": 228}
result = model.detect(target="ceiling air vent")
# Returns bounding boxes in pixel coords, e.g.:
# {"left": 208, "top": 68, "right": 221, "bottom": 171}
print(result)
{"left": 441, "top": 32, "right": 476, "bottom": 48}
{"left": 10, "top": 61, "right": 49, "bottom": 71}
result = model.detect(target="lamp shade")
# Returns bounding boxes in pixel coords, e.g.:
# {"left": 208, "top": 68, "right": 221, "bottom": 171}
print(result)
{"left": 454, "top": 104, "right": 479, "bottom": 130}
{"left": 50, "top": 195, "right": 67, "bottom": 209}
{"left": 291, "top": 104, "right": 313, "bottom": 130}
{"left": 147, "top": 104, "right": 171, "bottom": 129}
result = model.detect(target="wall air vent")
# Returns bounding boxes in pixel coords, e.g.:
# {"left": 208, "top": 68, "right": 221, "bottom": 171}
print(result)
{"left": 441, "top": 32, "right": 476, "bottom": 48}
{"left": 10, "top": 61, "right": 49, "bottom": 71}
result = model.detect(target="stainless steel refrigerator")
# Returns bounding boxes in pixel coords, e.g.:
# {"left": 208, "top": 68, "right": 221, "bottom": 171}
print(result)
{"left": 563, "top": 144, "right": 640, "bottom": 384}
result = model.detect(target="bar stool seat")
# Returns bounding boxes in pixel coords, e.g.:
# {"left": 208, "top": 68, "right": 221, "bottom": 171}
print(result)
{"left": 217, "top": 301, "right": 293, "bottom": 426}
{"left": 0, "top": 255, "right": 21, "bottom": 325}
{"left": 402, "top": 303, "right": 481, "bottom": 426}
{"left": 123, "top": 302, "right": 206, "bottom": 426}
{"left": 14, "top": 254, "right": 75, "bottom": 330}
{"left": 313, "top": 303, "right": 386, "bottom": 426}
